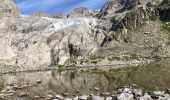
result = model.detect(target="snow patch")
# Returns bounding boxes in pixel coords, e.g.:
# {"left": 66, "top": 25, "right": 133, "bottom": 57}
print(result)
{"left": 44, "top": 17, "right": 97, "bottom": 31}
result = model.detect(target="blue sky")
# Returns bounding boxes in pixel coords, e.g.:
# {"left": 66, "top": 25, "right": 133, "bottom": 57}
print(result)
{"left": 14, "top": 0, "right": 108, "bottom": 15}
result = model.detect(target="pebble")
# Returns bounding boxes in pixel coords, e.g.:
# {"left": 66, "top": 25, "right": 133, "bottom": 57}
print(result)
{"left": 148, "top": 91, "right": 159, "bottom": 99}
{"left": 106, "top": 96, "right": 112, "bottom": 100}
{"left": 100, "top": 92, "right": 110, "bottom": 96}
{"left": 73, "top": 96, "right": 78, "bottom": 100}
{"left": 111, "top": 95, "right": 118, "bottom": 100}
{"left": 91, "top": 95, "right": 105, "bottom": 100}
{"left": 79, "top": 95, "right": 89, "bottom": 100}
{"left": 34, "top": 95, "right": 40, "bottom": 99}
{"left": 94, "top": 87, "right": 100, "bottom": 91}
{"left": 46, "top": 94, "right": 54, "bottom": 100}
{"left": 18, "top": 92, "right": 28, "bottom": 98}
{"left": 117, "top": 93, "right": 134, "bottom": 100}
{"left": 64, "top": 98, "right": 72, "bottom": 100}
{"left": 62, "top": 92, "right": 69, "bottom": 97}
{"left": 36, "top": 80, "right": 42, "bottom": 84}
{"left": 56, "top": 94, "right": 64, "bottom": 99}
{"left": 13, "top": 85, "right": 18, "bottom": 90}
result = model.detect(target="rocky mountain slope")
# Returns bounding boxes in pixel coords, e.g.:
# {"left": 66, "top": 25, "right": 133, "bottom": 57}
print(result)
{"left": 0, "top": 0, "right": 170, "bottom": 70}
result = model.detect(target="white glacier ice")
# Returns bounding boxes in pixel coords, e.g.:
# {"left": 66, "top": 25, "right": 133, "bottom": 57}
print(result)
{"left": 43, "top": 17, "right": 97, "bottom": 31}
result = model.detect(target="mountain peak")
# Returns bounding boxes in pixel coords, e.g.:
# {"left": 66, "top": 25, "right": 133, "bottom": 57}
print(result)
{"left": 0, "top": 0, "right": 20, "bottom": 18}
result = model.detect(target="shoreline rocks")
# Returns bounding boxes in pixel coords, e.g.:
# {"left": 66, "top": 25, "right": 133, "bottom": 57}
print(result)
{"left": 0, "top": 83, "right": 170, "bottom": 99}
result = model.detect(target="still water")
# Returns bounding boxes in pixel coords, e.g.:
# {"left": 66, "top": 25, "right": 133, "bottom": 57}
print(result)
{"left": 1, "top": 58, "right": 170, "bottom": 97}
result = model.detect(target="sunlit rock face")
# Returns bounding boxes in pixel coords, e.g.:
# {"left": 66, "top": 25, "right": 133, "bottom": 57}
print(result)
{"left": 0, "top": 0, "right": 169, "bottom": 69}
{"left": 68, "top": 7, "right": 93, "bottom": 18}
{"left": 0, "top": 0, "right": 20, "bottom": 18}
{"left": 0, "top": 12, "right": 102, "bottom": 68}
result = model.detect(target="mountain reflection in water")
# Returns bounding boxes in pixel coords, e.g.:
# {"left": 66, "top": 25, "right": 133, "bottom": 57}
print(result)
{"left": 1, "top": 58, "right": 170, "bottom": 96}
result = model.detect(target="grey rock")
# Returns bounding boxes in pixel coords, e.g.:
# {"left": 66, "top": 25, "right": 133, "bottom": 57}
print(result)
{"left": 148, "top": 91, "right": 159, "bottom": 99}
{"left": 51, "top": 13, "right": 67, "bottom": 19}
{"left": 79, "top": 95, "right": 89, "bottom": 100}
{"left": 18, "top": 92, "right": 29, "bottom": 98}
{"left": 94, "top": 87, "right": 100, "bottom": 91}
{"left": 68, "top": 7, "right": 93, "bottom": 18}
{"left": 0, "top": 0, "right": 20, "bottom": 18}
{"left": 98, "top": 0, "right": 119, "bottom": 18}
{"left": 157, "top": 0, "right": 170, "bottom": 21}
{"left": 117, "top": 93, "right": 134, "bottom": 100}
{"left": 91, "top": 95, "right": 105, "bottom": 100}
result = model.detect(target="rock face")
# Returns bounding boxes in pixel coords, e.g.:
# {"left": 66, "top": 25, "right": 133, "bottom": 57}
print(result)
{"left": 0, "top": 14, "right": 100, "bottom": 68}
{"left": 0, "top": 0, "right": 169, "bottom": 69}
{"left": 30, "top": 12, "right": 49, "bottom": 17}
{"left": 157, "top": 0, "right": 170, "bottom": 21}
{"left": 0, "top": 0, "right": 20, "bottom": 17}
{"left": 51, "top": 13, "right": 67, "bottom": 19}
{"left": 68, "top": 7, "right": 93, "bottom": 18}
{"left": 98, "top": 0, "right": 154, "bottom": 31}
{"left": 98, "top": 0, "right": 119, "bottom": 18}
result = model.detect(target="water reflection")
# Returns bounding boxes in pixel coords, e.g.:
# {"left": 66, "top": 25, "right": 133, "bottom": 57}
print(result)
{"left": 1, "top": 58, "right": 170, "bottom": 96}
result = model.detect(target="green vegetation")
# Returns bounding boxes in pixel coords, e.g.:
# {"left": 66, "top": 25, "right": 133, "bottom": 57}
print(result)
{"left": 58, "top": 65, "right": 65, "bottom": 69}
{"left": 149, "top": 12, "right": 158, "bottom": 21}
{"left": 162, "top": 22, "right": 170, "bottom": 44}
{"left": 108, "top": 56, "right": 121, "bottom": 61}
{"left": 89, "top": 55, "right": 105, "bottom": 60}
{"left": 65, "top": 64, "right": 76, "bottom": 68}
{"left": 107, "top": 54, "right": 142, "bottom": 61}
{"left": 162, "top": 22, "right": 170, "bottom": 33}
{"left": 0, "top": 78, "right": 4, "bottom": 91}
{"left": 0, "top": 3, "right": 2, "bottom": 9}
{"left": 79, "top": 59, "right": 89, "bottom": 64}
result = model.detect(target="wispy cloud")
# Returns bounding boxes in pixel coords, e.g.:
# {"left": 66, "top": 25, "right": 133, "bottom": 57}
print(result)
{"left": 14, "top": 0, "right": 108, "bottom": 15}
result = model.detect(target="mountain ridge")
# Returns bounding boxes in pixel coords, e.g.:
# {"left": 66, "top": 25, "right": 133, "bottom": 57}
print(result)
{"left": 0, "top": 0, "right": 170, "bottom": 70}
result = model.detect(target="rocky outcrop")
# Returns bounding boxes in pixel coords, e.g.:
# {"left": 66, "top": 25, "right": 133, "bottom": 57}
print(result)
{"left": 98, "top": 0, "right": 155, "bottom": 32}
{"left": 51, "top": 13, "right": 67, "bottom": 19}
{"left": 46, "top": 18, "right": 104, "bottom": 65}
{"left": 98, "top": 0, "right": 119, "bottom": 18}
{"left": 68, "top": 7, "right": 93, "bottom": 18}
{"left": 110, "top": 5, "right": 151, "bottom": 31}
{"left": 30, "top": 12, "right": 49, "bottom": 17}
{"left": 0, "top": 0, "right": 20, "bottom": 18}
{"left": 0, "top": 14, "right": 101, "bottom": 68}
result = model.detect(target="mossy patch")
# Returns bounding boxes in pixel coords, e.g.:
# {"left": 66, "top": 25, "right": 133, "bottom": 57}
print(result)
{"left": 162, "top": 22, "right": 170, "bottom": 32}
{"left": 58, "top": 65, "right": 65, "bottom": 69}
{"left": 89, "top": 56, "right": 105, "bottom": 60}
{"left": 0, "top": 78, "right": 5, "bottom": 91}
{"left": 161, "top": 22, "right": 170, "bottom": 44}
{"left": 149, "top": 12, "right": 158, "bottom": 21}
